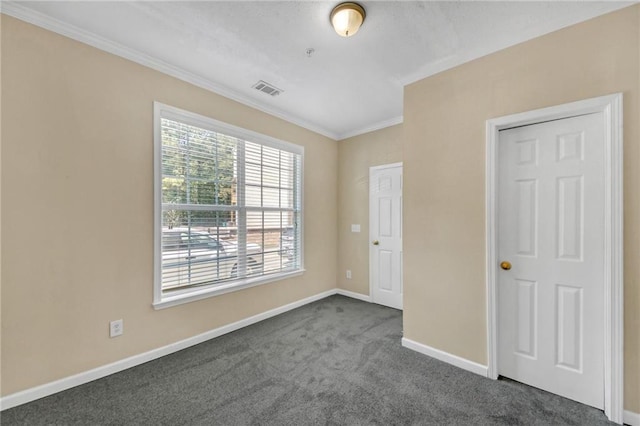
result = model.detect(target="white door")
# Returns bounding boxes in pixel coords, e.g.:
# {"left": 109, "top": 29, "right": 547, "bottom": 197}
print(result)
{"left": 497, "top": 113, "right": 605, "bottom": 408}
{"left": 370, "top": 163, "right": 403, "bottom": 310}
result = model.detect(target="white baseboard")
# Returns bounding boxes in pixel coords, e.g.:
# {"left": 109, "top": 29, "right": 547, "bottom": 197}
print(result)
{"left": 625, "top": 410, "right": 640, "bottom": 426}
{"left": 0, "top": 289, "right": 337, "bottom": 411}
{"left": 336, "top": 288, "right": 371, "bottom": 302}
{"left": 401, "top": 338, "right": 640, "bottom": 425}
{"left": 3, "top": 292, "right": 634, "bottom": 422}
{"left": 401, "top": 337, "right": 489, "bottom": 377}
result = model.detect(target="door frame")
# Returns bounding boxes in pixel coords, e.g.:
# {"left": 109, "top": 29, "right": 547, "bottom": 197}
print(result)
{"left": 369, "top": 162, "right": 403, "bottom": 308}
{"left": 485, "top": 94, "right": 623, "bottom": 423}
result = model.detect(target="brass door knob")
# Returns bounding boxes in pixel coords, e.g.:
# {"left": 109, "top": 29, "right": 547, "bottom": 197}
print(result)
{"left": 372, "top": 240, "right": 379, "bottom": 245}
{"left": 500, "top": 261, "right": 512, "bottom": 270}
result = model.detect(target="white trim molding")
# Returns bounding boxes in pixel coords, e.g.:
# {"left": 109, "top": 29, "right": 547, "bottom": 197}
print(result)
{"left": 336, "top": 289, "right": 372, "bottom": 303}
{"left": 1, "top": 3, "right": 408, "bottom": 142}
{"left": 395, "top": 4, "right": 631, "bottom": 88}
{"left": 369, "top": 162, "right": 404, "bottom": 172}
{"left": 623, "top": 410, "right": 640, "bottom": 426}
{"left": 624, "top": 410, "right": 640, "bottom": 426}
{"left": 0, "top": 288, "right": 376, "bottom": 411}
{"left": 402, "top": 338, "right": 489, "bottom": 377}
{"left": 337, "top": 116, "right": 404, "bottom": 141}
{"left": 485, "top": 93, "right": 624, "bottom": 424}
{"left": 0, "top": 289, "right": 336, "bottom": 411}
{"left": 1, "top": 2, "right": 405, "bottom": 142}
{"left": 152, "top": 102, "right": 305, "bottom": 309}
{"left": 0, "top": 2, "right": 339, "bottom": 140}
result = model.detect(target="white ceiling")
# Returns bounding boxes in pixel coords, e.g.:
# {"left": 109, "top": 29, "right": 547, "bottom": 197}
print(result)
{"left": 4, "top": 1, "right": 632, "bottom": 140}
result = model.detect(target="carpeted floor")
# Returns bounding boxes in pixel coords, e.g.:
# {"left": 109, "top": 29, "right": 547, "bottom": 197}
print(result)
{"left": 1, "top": 295, "right": 613, "bottom": 425}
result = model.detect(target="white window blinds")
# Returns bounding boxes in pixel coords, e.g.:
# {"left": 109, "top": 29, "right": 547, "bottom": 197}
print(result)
{"left": 154, "top": 103, "right": 303, "bottom": 308}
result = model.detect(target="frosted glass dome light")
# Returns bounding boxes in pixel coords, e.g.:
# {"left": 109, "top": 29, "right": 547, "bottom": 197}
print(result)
{"left": 330, "top": 3, "right": 366, "bottom": 37}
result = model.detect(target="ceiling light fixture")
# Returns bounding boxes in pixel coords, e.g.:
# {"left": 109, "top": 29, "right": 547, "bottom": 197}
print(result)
{"left": 330, "top": 2, "right": 366, "bottom": 37}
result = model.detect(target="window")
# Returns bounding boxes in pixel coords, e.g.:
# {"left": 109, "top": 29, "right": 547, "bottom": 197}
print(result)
{"left": 154, "top": 103, "right": 303, "bottom": 308}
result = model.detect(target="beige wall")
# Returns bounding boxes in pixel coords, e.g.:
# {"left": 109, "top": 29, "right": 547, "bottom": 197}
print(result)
{"left": 403, "top": 5, "right": 639, "bottom": 412}
{"left": 2, "top": 4, "right": 639, "bottom": 414}
{"left": 337, "top": 125, "right": 403, "bottom": 296}
{"left": 0, "top": 16, "right": 337, "bottom": 396}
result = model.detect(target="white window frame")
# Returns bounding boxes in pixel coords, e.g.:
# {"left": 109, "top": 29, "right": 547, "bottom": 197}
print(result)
{"left": 153, "top": 102, "right": 304, "bottom": 309}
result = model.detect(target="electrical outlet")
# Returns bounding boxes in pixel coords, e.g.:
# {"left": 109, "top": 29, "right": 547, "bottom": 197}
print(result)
{"left": 110, "top": 319, "right": 123, "bottom": 338}
{"left": 346, "top": 270, "right": 352, "bottom": 279}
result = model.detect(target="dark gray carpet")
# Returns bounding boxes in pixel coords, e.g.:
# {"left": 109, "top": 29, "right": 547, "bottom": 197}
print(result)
{"left": 1, "top": 295, "right": 613, "bottom": 425}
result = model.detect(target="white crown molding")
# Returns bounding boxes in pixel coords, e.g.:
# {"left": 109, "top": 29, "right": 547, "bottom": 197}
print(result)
{"left": 337, "top": 116, "right": 404, "bottom": 141}
{"left": 398, "top": 3, "right": 635, "bottom": 88}
{"left": 0, "top": 2, "right": 340, "bottom": 141}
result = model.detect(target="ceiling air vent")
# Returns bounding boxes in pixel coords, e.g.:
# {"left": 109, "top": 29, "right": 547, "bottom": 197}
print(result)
{"left": 252, "top": 80, "right": 283, "bottom": 97}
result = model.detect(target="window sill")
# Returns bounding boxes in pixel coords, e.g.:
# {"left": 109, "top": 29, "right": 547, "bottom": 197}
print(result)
{"left": 152, "top": 269, "right": 306, "bottom": 310}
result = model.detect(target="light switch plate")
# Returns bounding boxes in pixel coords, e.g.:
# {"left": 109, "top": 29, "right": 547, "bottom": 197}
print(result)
{"left": 351, "top": 224, "right": 361, "bottom": 233}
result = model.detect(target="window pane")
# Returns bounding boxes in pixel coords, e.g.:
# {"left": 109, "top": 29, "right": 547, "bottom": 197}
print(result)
{"left": 161, "top": 118, "right": 237, "bottom": 206}
{"left": 280, "top": 189, "right": 293, "bottom": 209}
{"left": 280, "top": 151, "right": 295, "bottom": 170}
{"left": 157, "top": 106, "right": 303, "bottom": 303}
{"left": 247, "top": 210, "right": 262, "bottom": 229}
{"left": 245, "top": 161, "right": 261, "bottom": 186}
{"left": 246, "top": 185, "right": 261, "bottom": 207}
{"left": 162, "top": 177, "right": 187, "bottom": 204}
{"left": 263, "top": 187, "right": 280, "bottom": 208}
{"left": 161, "top": 210, "right": 240, "bottom": 291}
{"left": 242, "top": 142, "right": 298, "bottom": 209}
{"left": 262, "top": 165, "right": 280, "bottom": 187}
{"left": 281, "top": 167, "right": 294, "bottom": 190}
{"left": 245, "top": 211, "right": 297, "bottom": 276}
